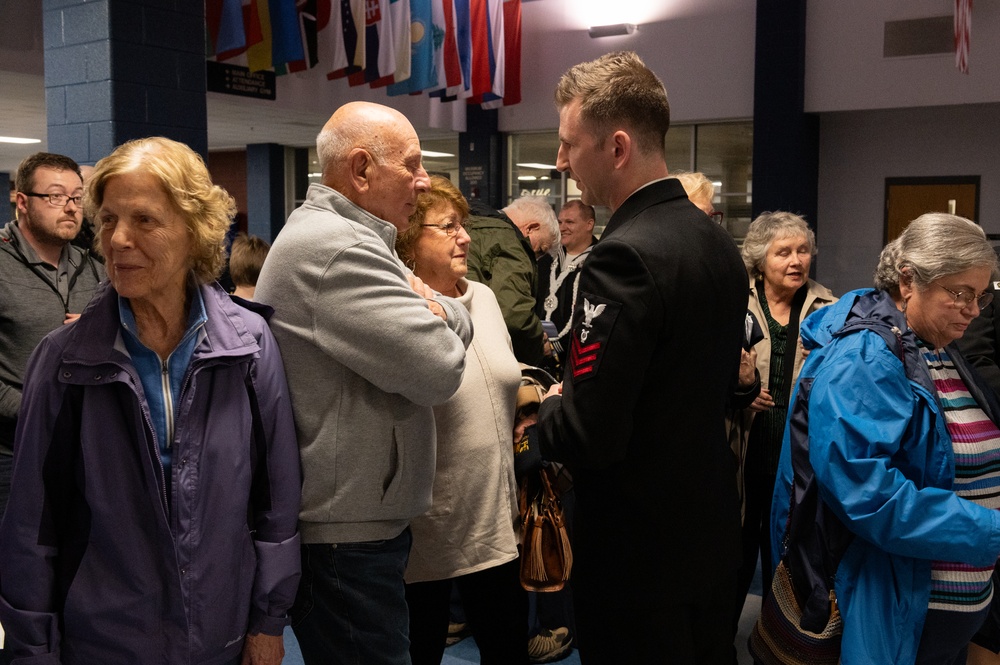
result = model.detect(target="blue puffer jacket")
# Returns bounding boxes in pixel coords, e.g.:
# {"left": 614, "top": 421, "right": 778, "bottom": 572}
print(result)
{"left": 770, "top": 288, "right": 1000, "bottom": 665}
{"left": 0, "top": 281, "right": 302, "bottom": 665}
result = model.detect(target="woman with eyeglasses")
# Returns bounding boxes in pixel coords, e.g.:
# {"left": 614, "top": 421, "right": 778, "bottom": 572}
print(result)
{"left": 769, "top": 213, "right": 1000, "bottom": 664}
{"left": 395, "top": 176, "right": 528, "bottom": 665}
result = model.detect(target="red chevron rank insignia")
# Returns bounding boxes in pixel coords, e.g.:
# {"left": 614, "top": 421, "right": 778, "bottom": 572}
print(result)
{"left": 571, "top": 335, "right": 601, "bottom": 378}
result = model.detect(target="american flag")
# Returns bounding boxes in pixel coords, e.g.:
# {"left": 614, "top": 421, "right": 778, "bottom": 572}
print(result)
{"left": 955, "top": 0, "right": 972, "bottom": 74}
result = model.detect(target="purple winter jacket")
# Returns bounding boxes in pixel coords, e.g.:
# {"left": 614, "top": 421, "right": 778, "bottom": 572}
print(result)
{"left": 0, "top": 281, "right": 302, "bottom": 664}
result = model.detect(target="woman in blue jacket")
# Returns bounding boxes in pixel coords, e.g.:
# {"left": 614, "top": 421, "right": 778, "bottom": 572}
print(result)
{"left": 771, "top": 213, "right": 1000, "bottom": 665}
{"left": 0, "top": 138, "right": 301, "bottom": 665}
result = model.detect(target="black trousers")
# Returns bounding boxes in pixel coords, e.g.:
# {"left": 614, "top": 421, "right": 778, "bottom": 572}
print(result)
{"left": 573, "top": 564, "right": 738, "bottom": 664}
{"left": 736, "top": 471, "right": 777, "bottom": 612}
{"left": 406, "top": 558, "right": 529, "bottom": 665}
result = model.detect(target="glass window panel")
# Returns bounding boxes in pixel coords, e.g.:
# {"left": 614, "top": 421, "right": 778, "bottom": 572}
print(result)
{"left": 665, "top": 125, "right": 693, "bottom": 173}
{"left": 419, "top": 137, "right": 460, "bottom": 182}
{"left": 695, "top": 123, "right": 753, "bottom": 244}
{"left": 508, "top": 132, "right": 563, "bottom": 209}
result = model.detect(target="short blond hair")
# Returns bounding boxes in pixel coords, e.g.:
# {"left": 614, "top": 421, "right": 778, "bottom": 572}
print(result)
{"left": 671, "top": 171, "right": 714, "bottom": 213}
{"left": 86, "top": 137, "right": 236, "bottom": 283}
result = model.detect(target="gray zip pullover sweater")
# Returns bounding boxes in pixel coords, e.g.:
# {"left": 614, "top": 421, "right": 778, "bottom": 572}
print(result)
{"left": 255, "top": 184, "right": 472, "bottom": 543}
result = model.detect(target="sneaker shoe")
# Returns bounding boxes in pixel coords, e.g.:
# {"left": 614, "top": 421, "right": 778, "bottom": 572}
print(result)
{"left": 446, "top": 621, "right": 471, "bottom": 647}
{"left": 528, "top": 627, "right": 573, "bottom": 663}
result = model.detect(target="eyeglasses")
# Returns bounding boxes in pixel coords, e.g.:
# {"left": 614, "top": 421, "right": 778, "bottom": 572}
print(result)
{"left": 934, "top": 282, "right": 994, "bottom": 309}
{"left": 709, "top": 211, "right": 724, "bottom": 224}
{"left": 421, "top": 221, "right": 465, "bottom": 237}
{"left": 25, "top": 192, "right": 83, "bottom": 207}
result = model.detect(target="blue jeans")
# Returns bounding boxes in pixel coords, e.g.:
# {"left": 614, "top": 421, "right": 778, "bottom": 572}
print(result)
{"left": 291, "top": 529, "right": 413, "bottom": 665}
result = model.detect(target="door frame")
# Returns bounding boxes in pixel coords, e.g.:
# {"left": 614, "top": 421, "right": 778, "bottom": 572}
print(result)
{"left": 883, "top": 175, "right": 981, "bottom": 244}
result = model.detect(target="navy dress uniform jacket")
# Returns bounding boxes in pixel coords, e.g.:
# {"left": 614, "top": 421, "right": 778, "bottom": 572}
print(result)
{"left": 538, "top": 178, "right": 748, "bottom": 601}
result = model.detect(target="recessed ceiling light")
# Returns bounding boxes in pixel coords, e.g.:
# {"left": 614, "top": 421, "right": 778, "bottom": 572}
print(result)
{"left": 0, "top": 136, "right": 42, "bottom": 144}
{"left": 516, "top": 162, "right": 558, "bottom": 170}
{"left": 421, "top": 150, "right": 454, "bottom": 158}
{"left": 518, "top": 175, "right": 537, "bottom": 181}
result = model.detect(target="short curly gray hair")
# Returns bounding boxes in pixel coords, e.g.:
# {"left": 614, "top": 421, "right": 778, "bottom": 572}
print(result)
{"left": 741, "top": 211, "right": 817, "bottom": 280}
{"left": 873, "top": 213, "right": 996, "bottom": 295}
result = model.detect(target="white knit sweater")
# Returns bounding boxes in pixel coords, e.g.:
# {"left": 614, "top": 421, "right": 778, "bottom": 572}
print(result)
{"left": 405, "top": 279, "right": 522, "bottom": 582}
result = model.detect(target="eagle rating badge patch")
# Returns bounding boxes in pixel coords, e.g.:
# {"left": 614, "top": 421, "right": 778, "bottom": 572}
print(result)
{"left": 569, "top": 294, "right": 620, "bottom": 381}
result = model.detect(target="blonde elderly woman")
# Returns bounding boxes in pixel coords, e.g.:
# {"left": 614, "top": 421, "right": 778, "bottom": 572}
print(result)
{"left": 733, "top": 211, "right": 836, "bottom": 619}
{"left": 671, "top": 170, "right": 717, "bottom": 218}
{"left": 771, "top": 214, "right": 1000, "bottom": 664}
{"left": 396, "top": 176, "right": 528, "bottom": 665}
{"left": 0, "top": 137, "right": 301, "bottom": 665}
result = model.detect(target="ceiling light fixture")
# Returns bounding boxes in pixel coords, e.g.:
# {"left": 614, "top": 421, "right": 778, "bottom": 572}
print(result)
{"left": 516, "top": 162, "right": 558, "bottom": 170}
{"left": 421, "top": 150, "right": 455, "bottom": 158}
{"left": 588, "top": 23, "right": 637, "bottom": 38}
{"left": 0, "top": 136, "right": 42, "bottom": 144}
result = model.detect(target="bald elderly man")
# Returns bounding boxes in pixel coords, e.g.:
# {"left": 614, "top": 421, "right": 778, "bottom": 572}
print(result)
{"left": 256, "top": 102, "right": 473, "bottom": 665}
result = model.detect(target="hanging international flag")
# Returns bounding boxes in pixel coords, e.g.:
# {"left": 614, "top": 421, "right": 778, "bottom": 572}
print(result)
{"left": 387, "top": 0, "right": 412, "bottom": 85}
{"left": 451, "top": 0, "right": 473, "bottom": 96}
{"left": 287, "top": 0, "right": 324, "bottom": 72}
{"left": 321, "top": 0, "right": 349, "bottom": 76}
{"left": 326, "top": 0, "right": 363, "bottom": 78}
{"left": 481, "top": 0, "right": 519, "bottom": 108}
{"left": 207, "top": 0, "right": 247, "bottom": 57}
{"left": 466, "top": 0, "right": 492, "bottom": 97}
{"left": 270, "top": 0, "right": 307, "bottom": 73}
{"left": 247, "top": 0, "right": 274, "bottom": 70}
{"left": 387, "top": 0, "right": 436, "bottom": 95}
{"left": 368, "top": 0, "right": 411, "bottom": 88}
{"left": 428, "top": 0, "right": 463, "bottom": 96}
{"left": 469, "top": 0, "right": 503, "bottom": 104}
{"left": 348, "top": 0, "right": 390, "bottom": 85}
{"left": 955, "top": 0, "right": 972, "bottom": 74}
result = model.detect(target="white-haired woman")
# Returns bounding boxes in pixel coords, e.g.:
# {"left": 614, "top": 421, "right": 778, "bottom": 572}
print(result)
{"left": 771, "top": 213, "right": 1000, "bottom": 664}
{"left": 734, "top": 211, "right": 836, "bottom": 616}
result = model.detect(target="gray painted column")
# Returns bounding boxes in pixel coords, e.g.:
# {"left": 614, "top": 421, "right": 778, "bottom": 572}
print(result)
{"left": 42, "top": 0, "right": 207, "bottom": 165}
{"left": 247, "top": 143, "right": 286, "bottom": 242}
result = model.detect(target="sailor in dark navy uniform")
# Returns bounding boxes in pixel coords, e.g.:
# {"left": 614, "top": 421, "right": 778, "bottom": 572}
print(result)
{"left": 538, "top": 52, "right": 748, "bottom": 665}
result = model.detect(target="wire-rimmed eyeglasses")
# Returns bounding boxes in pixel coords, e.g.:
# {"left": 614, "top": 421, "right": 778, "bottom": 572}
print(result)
{"left": 421, "top": 221, "right": 466, "bottom": 237}
{"left": 933, "top": 282, "right": 993, "bottom": 310}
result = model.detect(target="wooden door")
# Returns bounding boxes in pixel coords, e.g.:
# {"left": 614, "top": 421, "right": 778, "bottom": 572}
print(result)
{"left": 884, "top": 176, "right": 980, "bottom": 243}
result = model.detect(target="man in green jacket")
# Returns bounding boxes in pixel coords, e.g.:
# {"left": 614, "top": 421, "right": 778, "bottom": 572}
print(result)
{"left": 465, "top": 196, "right": 559, "bottom": 365}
